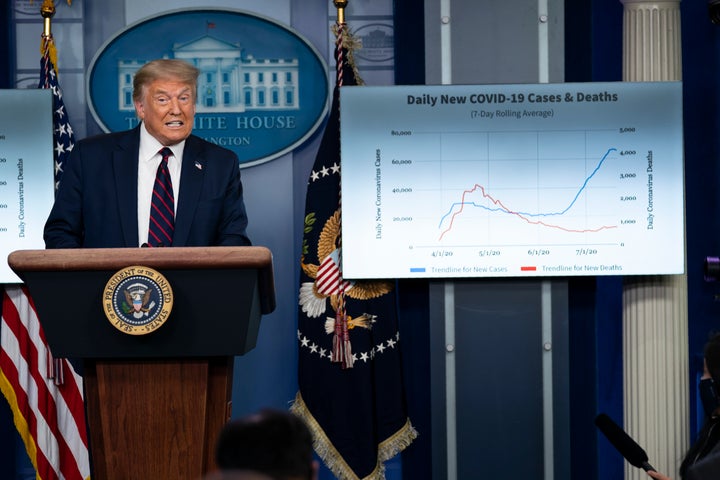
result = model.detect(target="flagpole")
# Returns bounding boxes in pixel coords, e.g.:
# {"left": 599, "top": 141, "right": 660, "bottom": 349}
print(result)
{"left": 41, "top": 0, "right": 55, "bottom": 37}
{"left": 334, "top": 0, "right": 348, "bottom": 24}
{"left": 330, "top": 0, "right": 353, "bottom": 368}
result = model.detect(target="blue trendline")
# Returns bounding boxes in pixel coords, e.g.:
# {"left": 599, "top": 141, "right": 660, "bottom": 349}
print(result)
{"left": 438, "top": 148, "right": 617, "bottom": 228}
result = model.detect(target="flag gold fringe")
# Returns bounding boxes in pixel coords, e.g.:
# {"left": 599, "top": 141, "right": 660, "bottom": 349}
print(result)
{"left": 33, "top": 0, "right": 72, "bottom": 6}
{"left": 1, "top": 371, "right": 91, "bottom": 480}
{"left": 0, "top": 370, "right": 41, "bottom": 476}
{"left": 41, "top": 36, "right": 59, "bottom": 76}
{"left": 332, "top": 24, "right": 365, "bottom": 87}
{"left": 291, "top": 392, "right": 418, "bottom": 480}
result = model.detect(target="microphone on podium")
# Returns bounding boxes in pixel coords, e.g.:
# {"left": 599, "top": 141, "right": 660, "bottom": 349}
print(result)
{"left": 595, "top": 413, "right": 656, "bottom": 472}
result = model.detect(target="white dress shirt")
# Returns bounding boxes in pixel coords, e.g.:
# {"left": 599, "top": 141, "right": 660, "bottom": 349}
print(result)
{"left": 137, "top": 122, "right": 184, "bottom": 246}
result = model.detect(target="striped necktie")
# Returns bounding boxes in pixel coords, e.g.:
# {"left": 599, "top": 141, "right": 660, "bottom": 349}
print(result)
{"left": 147, "top": 147, "right": 175, "bottom": 247}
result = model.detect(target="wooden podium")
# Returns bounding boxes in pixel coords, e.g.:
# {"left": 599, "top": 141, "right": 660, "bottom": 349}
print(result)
{"left": 8, "top": 246, "right": 275, "bottom": 480}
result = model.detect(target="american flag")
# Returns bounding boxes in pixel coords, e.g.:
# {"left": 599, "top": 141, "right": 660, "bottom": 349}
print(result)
{"left": 39, "top": 33, "right": 75, "bottom": 190}
{"left": 0, "top": 33, "right": 90, "bottom": 480}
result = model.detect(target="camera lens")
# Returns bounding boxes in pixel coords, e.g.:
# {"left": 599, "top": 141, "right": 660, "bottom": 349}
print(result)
{"left": 705, "top": 256, "right": 720, "bottom": 281}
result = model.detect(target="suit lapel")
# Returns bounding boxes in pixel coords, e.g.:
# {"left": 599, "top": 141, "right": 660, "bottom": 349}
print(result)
{"left": 173, "top": 136, "right": 204, "bottom": 246}
{"left": 113, "top": 128, "right": 141, "bottom": 247}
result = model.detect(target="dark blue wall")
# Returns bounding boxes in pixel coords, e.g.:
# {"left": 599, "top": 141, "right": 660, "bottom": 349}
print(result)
{"left": 391, "top": 1, "right": 432, "bottom": 479}
{"left": 564, "top": 1, "right": 624, "bottom": 479}
{"left": 682, "top": 0, "right": 720, "bottom": 440}
{"left": 563, "top": 1, "right": 720, "bottom": 478}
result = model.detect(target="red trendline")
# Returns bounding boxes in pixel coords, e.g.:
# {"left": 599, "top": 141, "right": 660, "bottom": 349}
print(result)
{"left": 438, "top": 183, "right": 618, "bottom": 241}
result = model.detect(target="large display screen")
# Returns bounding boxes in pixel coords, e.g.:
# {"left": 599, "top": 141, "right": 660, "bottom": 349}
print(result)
{"left": 339, "top": 82, "right": 684, "bottom": 279}
{"left": 0, "top": 89, "right": 55, "bottom": 283}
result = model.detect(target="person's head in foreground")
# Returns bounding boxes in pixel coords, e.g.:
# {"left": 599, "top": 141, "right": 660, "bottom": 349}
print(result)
{"left": 213, "top": 408, "right": 317, "bottom": 480}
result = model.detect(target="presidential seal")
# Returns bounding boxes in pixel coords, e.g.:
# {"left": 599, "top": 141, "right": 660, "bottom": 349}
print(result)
{"left": 103, "top": 266, "right": 174, "bottom": 335}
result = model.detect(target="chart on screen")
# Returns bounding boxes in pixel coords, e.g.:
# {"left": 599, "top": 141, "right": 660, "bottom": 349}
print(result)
{"left": 339, "top": 82, "right": 684, "bottom": 279}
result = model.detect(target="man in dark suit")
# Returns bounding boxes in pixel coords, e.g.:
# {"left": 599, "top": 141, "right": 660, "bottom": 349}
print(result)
{"left": 44, "top": 58, "right": 251, "bottom": 248}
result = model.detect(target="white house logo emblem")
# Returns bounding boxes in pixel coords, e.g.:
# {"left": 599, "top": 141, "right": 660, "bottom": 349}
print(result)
{"left": 87, "top": 8, "right": 329, "bottom": 168}
{"left": 103, "top": 266, "right": 174, "bottom": 335}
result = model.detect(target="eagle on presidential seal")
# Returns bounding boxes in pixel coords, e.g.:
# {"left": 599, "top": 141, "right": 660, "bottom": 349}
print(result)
{"left": 122, "top": 283, "right": 156, "bottom": 319}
